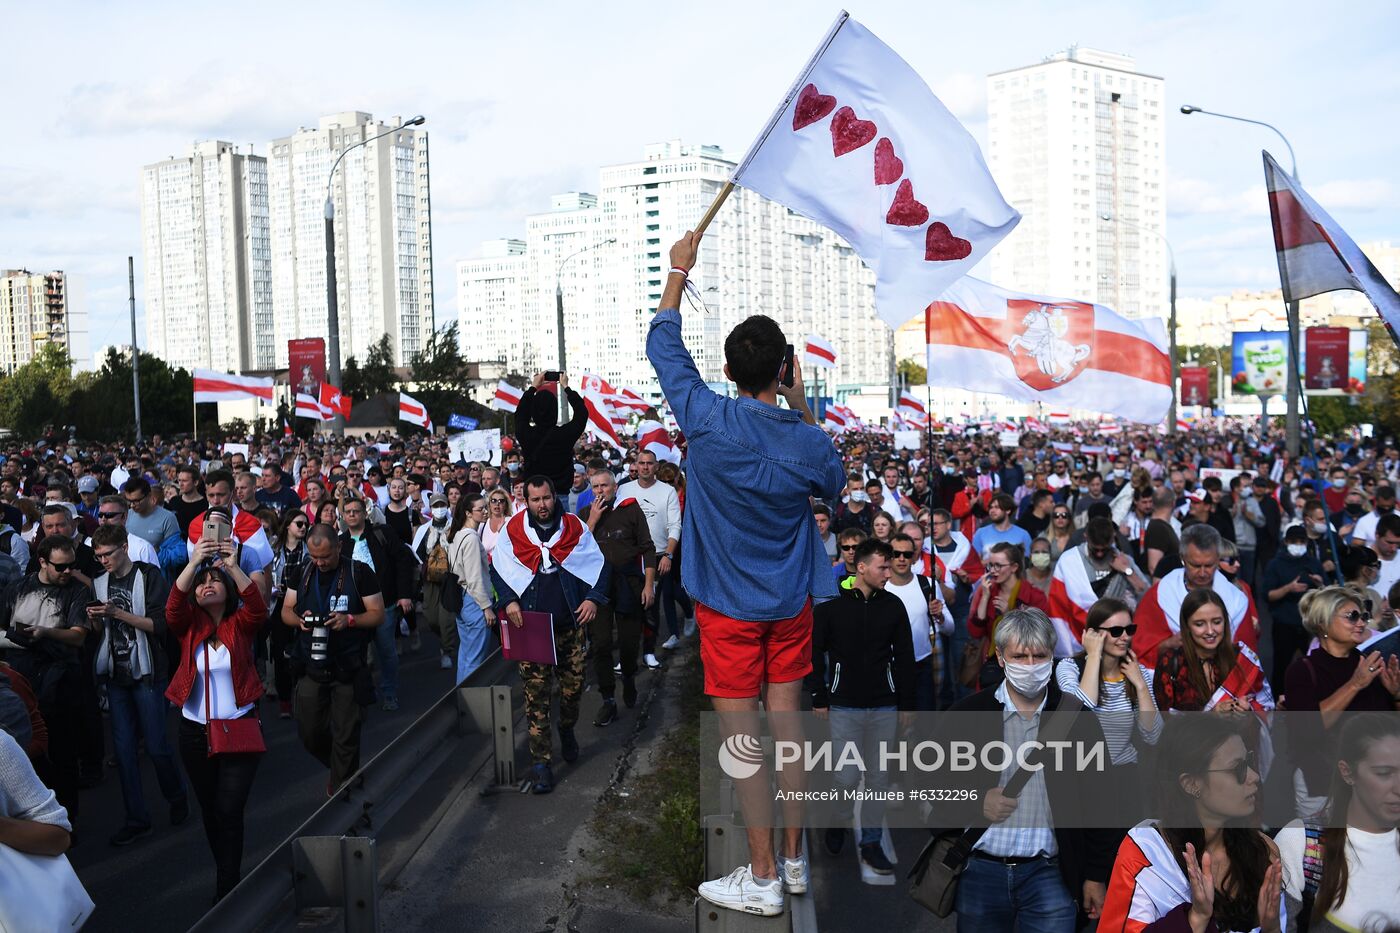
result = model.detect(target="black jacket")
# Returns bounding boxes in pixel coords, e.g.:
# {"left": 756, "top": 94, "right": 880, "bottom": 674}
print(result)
{"left": 927, "top": 680, "right": 1118, "bottom": 897}
{"left": 517, "top": 386, "right": 587, "bottom": 495}
{"left": 807, "top": 584, "right": 916, "bottom": 710}
{"left": 339, "top": 527, "right": 414, "bottom": 604}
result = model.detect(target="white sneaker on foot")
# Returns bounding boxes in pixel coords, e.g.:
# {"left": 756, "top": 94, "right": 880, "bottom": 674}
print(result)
{"left": 780, "top": 852, "right": 809, "bottom": 894}
{"left": 683, "top": 617, "right": 697, "bottom": 638}
{"left": 439, "top": 655, "right": 453, "bottom": 670}
{"left": 644, "top": 653, "right": 662, "bottom": 669}
{"left": 661, "top": 634, "right": 680, "bottom": 650}
{"left": 697, "top": 865, "right": 784, "bottom": 917}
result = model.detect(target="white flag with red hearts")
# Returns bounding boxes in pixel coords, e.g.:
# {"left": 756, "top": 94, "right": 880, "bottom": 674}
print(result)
{"left": 730, "top": 12, "right": 1019, "bottom": 331}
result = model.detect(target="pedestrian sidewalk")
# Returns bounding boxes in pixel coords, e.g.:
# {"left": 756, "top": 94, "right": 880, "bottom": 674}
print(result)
{"left": 379, "top": 646, "right": 696, "bottom": 932}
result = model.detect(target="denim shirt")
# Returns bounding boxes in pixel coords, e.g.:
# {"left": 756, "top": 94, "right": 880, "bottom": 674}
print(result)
{"left": 647, "top": 308, "right": 845, "bottom": 620}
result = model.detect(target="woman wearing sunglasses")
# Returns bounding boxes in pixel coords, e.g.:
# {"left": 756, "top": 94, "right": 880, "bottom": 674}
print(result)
{"left": 1099, "top": 716, "right": 1283, "bottom": 932}
{"left": 1284, "top": 586, "right": 1400, "bottom": 819}
{"left": 1057, "top": 597, "right": 1161, "bottom": 772}
{"left": 478, "top": 491, "right": 513, "bottom": 557}
{"left": 1046, "top": 506, "right": 1075, "bottom": 563}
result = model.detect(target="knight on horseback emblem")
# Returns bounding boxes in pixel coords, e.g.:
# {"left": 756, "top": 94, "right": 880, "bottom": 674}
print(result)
{"left": 1006, "top": 304, "right": 1091, "bottom": 383}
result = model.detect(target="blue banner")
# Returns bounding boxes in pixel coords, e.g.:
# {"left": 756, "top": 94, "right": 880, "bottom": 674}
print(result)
{"left": 447, "top": 413, "right": 479, "bottom": 431}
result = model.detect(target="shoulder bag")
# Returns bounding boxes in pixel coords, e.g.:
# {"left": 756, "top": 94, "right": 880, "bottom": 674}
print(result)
{"left": 907, "top": 694, "right": 1084, "bottom": 916}
{"left": 0, "top": 842, "right": 94, "bottom": 932}
{"left": 204, "top": 642, "right": 266, "bottom": 757}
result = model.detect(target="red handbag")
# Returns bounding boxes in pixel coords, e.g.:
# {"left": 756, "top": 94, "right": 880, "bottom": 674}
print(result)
{"left": 203, "top": 642, "right": 266, "bottom": 757}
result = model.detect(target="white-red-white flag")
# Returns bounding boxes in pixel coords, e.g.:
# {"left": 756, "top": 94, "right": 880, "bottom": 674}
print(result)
{"left": 925, "top": 277, "right": 1171, "bottom": 423}
{"left": 730, "top": 13, "right": 1018, "bottom": 331}
{"left": 581, "top": 392, "right": 624, "bottom": 450}
{"left": 399, "top": 392, "right": 432, "bottom": 432}
{"left": 823, "top": 407, "right": 848, "bottom": 433}
{"left": 636, "top": 419, "right": 681, "bottom": 465}
{"left": 804, "top": 333, "right": 837, "bottom": 369}
{"left": 492, "top": 381, "right": 523, "bottom": 412}
{"left": 193, "top": 369, "right": 273, "bottom": 405}
{"left": 896, "top": 389, "right": 926, "bottom": 420}
{"left": 296, "top": 392, "right": 332, "bottom": 422}
{"left": 1264, "top": 151, "right": 1400, "bottom": 338}
{"left": 613, "top": 387, "right": 652, "bottom": 413}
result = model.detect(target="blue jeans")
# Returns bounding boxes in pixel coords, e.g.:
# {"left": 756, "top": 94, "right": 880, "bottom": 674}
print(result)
{"left": 108, "top": 679, "right": 187, "bottom": 828}
{"left": 954, "top": 855, "right": 1077, "bottom": 933}
{"left": 372, "top": 607, "right": 401, "bottom": 701}
{"left": 828, "top": 705, "right": 897, "bottom": 846}
{"left": 456, "top": 600, "right": 493, "bottom": 684}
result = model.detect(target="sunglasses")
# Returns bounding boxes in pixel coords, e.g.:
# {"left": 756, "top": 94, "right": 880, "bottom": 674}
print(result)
{"left": 840, "top": 545, "right": 858, "bottom": 552}
{"left": 46, "top": 560, "right": 76, "bottom": 572}
{"left": 892, "top": 549, "right": 915, "bottom": 559}
{"left": 1339, "top": 609, "right": 1372, "bottom": 623}
{"left": 98, "top": 511, "right": 125, "bottom": 519}
{"left": 1053, "top": 512, "right": 1070, "bottom": 519}
{"left": 1092, "top": 623, "right": 1138, "bottom": 638}
{"left": 1204, "top": 752, "right": 1258, "bottom": 785}
{"left": 291, "top": 520, "right": 308, "bottom": 527}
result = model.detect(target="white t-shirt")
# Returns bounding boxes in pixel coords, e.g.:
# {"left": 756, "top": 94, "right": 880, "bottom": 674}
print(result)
{"left": 1351, "top": 507, "right": 1395, "bottom": 547}
{"left": 885, "top": 576, "right": 951, "bottom": 663}
{"left": 1276, "top": 821, "right": 1400, "bottom": 931}
{"left": 182, "top": 642, "right": 255, "bottom": 723}
{"left": 1377, "top": 552, "right": 1400, "bottom": 601}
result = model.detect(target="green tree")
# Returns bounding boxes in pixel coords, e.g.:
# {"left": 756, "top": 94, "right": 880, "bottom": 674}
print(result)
{"left": 68, "top": 349, "right": 196, "bottom": 441}
{"left": 0, "top": 343, "right": 76, "bottom": 439}
{"left": 408, "top": 322, "right": 497, "bottom": 427}
{"left": 896, "top": 358, "right": 927, "bottom": 385}
{"left": 341, "top": 335, "right": 398, "bottom": 402}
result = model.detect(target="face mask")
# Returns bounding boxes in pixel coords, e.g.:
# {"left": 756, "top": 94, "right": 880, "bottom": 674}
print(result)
{"left": 1078, "top": 485, "right": 1090, "bottom": 495}
{"left": 508, "top": 463, "right": 521, "bottom": 473}
{"left": 1240, "top": 488, "right": 1253, "bottom": 498}
{"left": 1345, "top": 503, "right": 1364, "bottom": 516}
{"left": 1287, "top": 543, "right": 1307, "bottom": 557}
{"left": 943, "top": 466, "right": 957, "bottom": 475}
{"left": 1310, "top": 521, "right": 1329, "bottom": 535}
{"left": 850, "top": 490, "right": 869, "bottom": 503}
{"left": 1030, "top": 552, "right": 1051, "bottom": 570}
{"left": 431, "top": 506, "right": 449, "bottom": 521}
{"left": 1002, "top": 659, "right": 1053, "bottom": 696}
{"left": 1332, "top": 479, "right": 1348, "bottom": 489}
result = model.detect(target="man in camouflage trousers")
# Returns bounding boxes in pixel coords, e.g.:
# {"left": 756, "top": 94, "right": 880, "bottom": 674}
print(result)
{"left": 489, "top": 475, "right": 609, "bottom": 794}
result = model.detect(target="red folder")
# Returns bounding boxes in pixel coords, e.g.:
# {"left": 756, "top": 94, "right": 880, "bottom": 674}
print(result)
{"left": 500, "top": 611, "right": 557, "bottom": 665}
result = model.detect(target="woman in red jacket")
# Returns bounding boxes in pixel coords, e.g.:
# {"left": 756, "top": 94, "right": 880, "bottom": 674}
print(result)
{"left": 165, "top": 532, "right": 267, "bottom": 903}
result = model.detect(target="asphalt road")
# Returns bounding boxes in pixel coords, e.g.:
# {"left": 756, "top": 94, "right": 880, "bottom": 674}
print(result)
{"left": 68, "top": 637, "right": 460, "bottom": 933}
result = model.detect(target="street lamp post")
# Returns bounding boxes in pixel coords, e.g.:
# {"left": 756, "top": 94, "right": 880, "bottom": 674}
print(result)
{"left": 554, "top": 237, "right": 616, "bottom": 423}
{"left": 1101, "top": 212, "right": 1178, "bottom": 434}
{"left": 323, "top": 115, "right": 425, "bottom": 435}
{"left": 1180, "top": 104, "right": 1301, "bottom": 455}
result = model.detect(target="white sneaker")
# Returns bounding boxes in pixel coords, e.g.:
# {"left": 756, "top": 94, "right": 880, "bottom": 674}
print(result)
{"left": 613, "top": 661, "right": 622, "bottom": 674}
{"left": 644, "top": 653, "right": 662, "bottom": 669}
{"left": 683, "top": 617, "right": 697, "bottom": 638}
{"left": 439, "top": 655, "right": 453, "bottom": 670}
{"left": 661, "top": 635, "right": 680, "bottom": 650}
{"left": 780, "top": 852, "right": 809, "bottom": 894}
{"left": 697, "top": 865, "right": 785, "bottom": 917}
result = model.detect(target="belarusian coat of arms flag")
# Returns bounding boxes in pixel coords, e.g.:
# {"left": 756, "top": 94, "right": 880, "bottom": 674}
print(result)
{"left": 925, "top": 277, "right": 1172, "bottom": 423}
{"left": 730, "top": 11, "right": 1019, "bottom": 331}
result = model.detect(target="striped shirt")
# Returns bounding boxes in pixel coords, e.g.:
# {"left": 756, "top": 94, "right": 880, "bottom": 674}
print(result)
{"left": 1055, "top": 658, "right": 1162, "bottom": 765}
{"left": 974, "top": 681, "right": 1057, "bottom": 859}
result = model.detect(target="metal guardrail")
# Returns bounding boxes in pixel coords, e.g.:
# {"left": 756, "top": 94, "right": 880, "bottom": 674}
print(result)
{"left": 188, "top": 648, "right": 514, "bottom": 933}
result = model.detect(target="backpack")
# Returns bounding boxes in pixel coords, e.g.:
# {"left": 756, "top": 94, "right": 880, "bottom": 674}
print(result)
{"left": 424, "top": 535, "right": 450, "bottom": 584}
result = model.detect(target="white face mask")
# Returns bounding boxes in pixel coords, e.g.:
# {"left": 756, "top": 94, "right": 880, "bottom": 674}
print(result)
{"left": 1286, "top": 543, "right": 1307, "bottom": 558}
{"left": 431, "top": 506, "right": 449, "bottom": 521}
{"left": 1002, "top": 658, "right": 1053, "bottom": 696}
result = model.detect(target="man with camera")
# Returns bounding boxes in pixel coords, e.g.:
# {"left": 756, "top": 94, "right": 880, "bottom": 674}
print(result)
{"left": 279, "top": 524, "right": 386, "bottom": 795}
{"left": 337, "top": 496, "right": 414, "bottom": 711}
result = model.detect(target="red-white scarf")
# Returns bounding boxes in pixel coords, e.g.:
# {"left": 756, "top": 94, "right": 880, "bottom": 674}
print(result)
{"left": 491, "top": 510, "right": 604, "bottom": 599}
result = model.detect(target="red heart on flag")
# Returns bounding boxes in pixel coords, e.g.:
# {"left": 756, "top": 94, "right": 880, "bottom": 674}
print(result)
{"left": 873, "top": 138, "right": 903, "bottom": 185}
{"left": 885, "top": 179, "right": 929, "bottom": 226}
{"left": 925, "top": 222, "right": 972, "bottom": 261}
{"left": 830, "top": 106, "right": 876, "bottom": 157}
{"left": 792, "top": 83, "right": 836, "bottom": 131}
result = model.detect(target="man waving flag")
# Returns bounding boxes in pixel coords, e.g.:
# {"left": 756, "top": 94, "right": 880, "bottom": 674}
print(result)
{"left": 729, "top": 12, "right": 1018, "bottom": 330}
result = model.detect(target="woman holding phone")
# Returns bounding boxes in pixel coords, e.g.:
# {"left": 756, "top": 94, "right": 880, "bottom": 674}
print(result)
{"left": 165, "top": 536, "right": 267, "bottom": 903}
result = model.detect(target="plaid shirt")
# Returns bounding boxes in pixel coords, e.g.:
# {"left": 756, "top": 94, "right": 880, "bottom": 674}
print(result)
{"left": 973, "top": 680, "right": 1058, "bottom": 858}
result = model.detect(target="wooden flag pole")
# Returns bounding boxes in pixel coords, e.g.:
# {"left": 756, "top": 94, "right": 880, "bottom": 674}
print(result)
{"left": 693, "top": 181, "right": 734, "bottom": 236}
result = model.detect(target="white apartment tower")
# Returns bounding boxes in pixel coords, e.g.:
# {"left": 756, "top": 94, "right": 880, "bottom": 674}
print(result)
{"left": 141, "top": 141, "right": 272, "bottom": 372}
{"left": 267, "top": 112, "right": 433, "bottom": 369}
{"left": 457, "top": 141, "right": 887, "bottom": 392}
{"left": 0, "top": 269, "right": 88, "bottom": 374}
{"left": 986, "top": 47, "right": 1167, "bottom": 320}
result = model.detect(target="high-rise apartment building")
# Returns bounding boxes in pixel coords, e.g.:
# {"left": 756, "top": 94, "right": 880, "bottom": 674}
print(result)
{"left": 141, "top": 141, "right": 272, "bottom": 372}
{"left": 267, "top": 112, "right": 433, "bottom": 369}
{"left": 0, "top": 269, "right": 88, "bottom": 374}
{"left": 986, "top": 47, "right": 1167, "bottom": 320}
{"left": 457, "top": 141, "right": 888, "bottom": 393}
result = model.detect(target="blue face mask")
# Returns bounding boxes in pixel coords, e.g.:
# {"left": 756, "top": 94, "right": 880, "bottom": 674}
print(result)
{"left": 1332, "top": 479, "right": 1348, "bottom": 490}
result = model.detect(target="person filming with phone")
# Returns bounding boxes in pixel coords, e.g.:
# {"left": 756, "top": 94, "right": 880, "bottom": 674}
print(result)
{"left": 279, "top": 523, "right": 385, "bottom": 796}
{"left": 516, "top": 371, "right": 588, "bottom": 503}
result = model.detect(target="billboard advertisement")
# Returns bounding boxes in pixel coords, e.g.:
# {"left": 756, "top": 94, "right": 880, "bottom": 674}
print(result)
{"left": 1179, "top": 366, "right": 1210, "bottom": 407}
{"left": 1304, "top": 326, "right": 1367, "bottom": 395}
{"left": 288, "top": 338, "right": 326, "bottom": 398}
{"left": 1231, "top": 331, "right": 1288, "bottom": 396}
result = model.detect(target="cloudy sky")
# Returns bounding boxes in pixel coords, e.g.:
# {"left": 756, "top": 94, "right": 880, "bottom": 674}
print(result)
{"left": 3, "top": 0, "right": 1396, "bottom": 359}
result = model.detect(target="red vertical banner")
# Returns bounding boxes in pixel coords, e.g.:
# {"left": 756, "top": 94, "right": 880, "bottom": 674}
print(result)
{"left": 288, "top": 339, "right": 327, "bottom": 397}
{"left": 1304, "top": 326, "right": 1349, "bottom": 392}
{"left": 1178, "top": 366, "right": 1210, "bottom": 407}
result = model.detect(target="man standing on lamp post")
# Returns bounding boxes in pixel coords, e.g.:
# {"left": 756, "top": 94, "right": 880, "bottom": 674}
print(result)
{"left": 649, "top": 233, "right": 845, "bottom": 918}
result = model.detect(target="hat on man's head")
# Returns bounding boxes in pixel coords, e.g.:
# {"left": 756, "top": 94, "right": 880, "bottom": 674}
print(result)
{"left": 1185, "top": 488, "right": 1208, "bottom": 503}
{"left": 429, "top": 493, "right": 449, "bottom": 507}
{"left": 77, "top": 476, "right": 99, "bottom": 494}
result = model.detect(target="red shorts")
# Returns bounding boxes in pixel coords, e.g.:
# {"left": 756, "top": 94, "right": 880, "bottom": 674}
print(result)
{"left": 696, "top": 599, "right": 813, "bottom": 699}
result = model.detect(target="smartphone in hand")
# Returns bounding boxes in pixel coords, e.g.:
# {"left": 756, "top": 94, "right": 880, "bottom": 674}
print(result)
{"left": 777, "top": 344, "right": 795, "bottom": 388}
